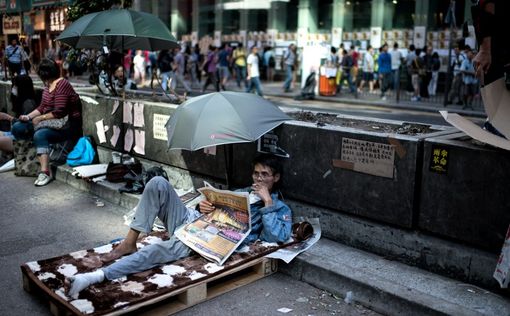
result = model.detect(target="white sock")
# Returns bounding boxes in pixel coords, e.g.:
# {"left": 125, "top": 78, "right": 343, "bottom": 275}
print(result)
{"left": 68, "top": 269, "right": 105, "bottom": 299}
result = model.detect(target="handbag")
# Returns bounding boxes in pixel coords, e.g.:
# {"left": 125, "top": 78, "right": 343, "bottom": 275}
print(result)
{"left": 66, "top": 136, "right": 96, "bottom": 167}
{"left": 34, "top": 115, "right": 69, "bottom": 131}
{"left": 13, "top": 140, "right": 39, "bottom": 177}
{"left": 106, "top": 161, "right": 143, "bottom": 183}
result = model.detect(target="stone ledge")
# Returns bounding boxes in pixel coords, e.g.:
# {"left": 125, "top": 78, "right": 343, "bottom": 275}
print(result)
{"left": 280, "top": 239, "right": 510, "bottom": 316}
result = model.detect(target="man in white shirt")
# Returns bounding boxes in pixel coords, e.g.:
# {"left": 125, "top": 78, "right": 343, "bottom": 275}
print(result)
{"left": 390, "top": 43, "right": 403, "bottom": 90}
{"left": 358, "top": 46, "right": 375, "bottom": 93}
{"left": 246, "top": 46, "right": 263, "bottom": 96}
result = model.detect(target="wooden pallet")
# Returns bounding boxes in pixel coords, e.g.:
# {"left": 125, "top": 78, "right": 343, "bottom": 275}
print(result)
{"left": 22, "top": 257, "right": 278, "bottom": 316}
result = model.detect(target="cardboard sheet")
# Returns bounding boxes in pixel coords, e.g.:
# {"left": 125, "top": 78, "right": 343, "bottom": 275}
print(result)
{"left": 440, "top": 111, "right": 510, "bottom": 151}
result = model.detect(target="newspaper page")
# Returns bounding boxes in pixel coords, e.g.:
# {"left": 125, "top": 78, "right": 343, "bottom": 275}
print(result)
{"left": 265, "top": 217, "right": 321, "bottom": 264}
{"left": 175, "top": 186, "right": 251, "bottom": 265}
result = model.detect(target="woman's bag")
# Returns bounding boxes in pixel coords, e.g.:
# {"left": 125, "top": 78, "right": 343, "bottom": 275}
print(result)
{"left": 106, "top": 161, "right": 143, "bottom": 183}
{"left": 13, "top": 140, "right": 39, "bottom": 177}
{"left": 34, "top": 115, "right": 69, "bottom": 131}
{"left": 66, "top": 136, "right": 96, "bottom": 167}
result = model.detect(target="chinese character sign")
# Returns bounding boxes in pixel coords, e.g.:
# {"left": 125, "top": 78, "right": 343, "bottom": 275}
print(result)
{"left": 339, "top": 137, "right": 396, "bottom": 178}
{"left": 429, "top": 146, "right": 449, "bottom": 174}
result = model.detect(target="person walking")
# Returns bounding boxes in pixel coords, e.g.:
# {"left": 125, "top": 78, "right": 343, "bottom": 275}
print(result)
{"left": 232, "top": 43, "right": 247, "bottom": 88}
{"left": 246, "top": 46, "right": 263, "bottom": 96}
{"left": 405, "top": 44, "right": 417, "bottom": 93}
{"left": 358, "top": 46, "right": 375, "bottom": 93}
{"left": 4, "top": 38, "right": 23, "bottom": 78}
{"left": 390, "top": 43, "right": 402, "bottom": 91}
{"left": 157, "top": 50, "right": 174, "bottom": 92}
{"left": 263, "top": 46, "right": 276, "bottom": 82}
{"left": 133, "top": 50, "right": 146, "bottom": 87}
{"left": 448, "top": 46, "right": 466, "bottom": 105}
{"left": 378, "top": 43, "right": 392, "bottom": 100}
{"left": 460, "top": 49, "right": 477, "bottom": 109}
{"left": 201, "top": 46, "right": 219, "bottom": 92}
{"left": 189, "top": 45, "right": 201, "bottom": 88}
{"left": 283, "top": 43, "right": 296, "bottom": 92}
{"left": 337, "top": 49, "right": 357, "bottom": 97}
{"left": 217, "top": 43, "right": 231, "bottom": 90}
{"left": 428, "top": 52, "right": 441, "bottom": 96}
{"left": 172, "top": 47, "right": 192, "bottom": 94}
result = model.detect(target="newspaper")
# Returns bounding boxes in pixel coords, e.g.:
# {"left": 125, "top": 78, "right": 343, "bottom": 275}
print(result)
{"left": 265, "top": 217, "right": 321, "bottom": 264}
{"left": 174, "top": 186, "right": 251, "bottom": 265}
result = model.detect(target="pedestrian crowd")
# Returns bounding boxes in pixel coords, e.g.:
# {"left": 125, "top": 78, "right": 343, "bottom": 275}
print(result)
{"left": 320, "top": 41, "right": 480, "bottom": 109}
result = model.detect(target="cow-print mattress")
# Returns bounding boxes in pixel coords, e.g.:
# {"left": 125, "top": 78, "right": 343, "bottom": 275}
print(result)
{"left": 21, "top": 232, "right": 288, "bottom": 315}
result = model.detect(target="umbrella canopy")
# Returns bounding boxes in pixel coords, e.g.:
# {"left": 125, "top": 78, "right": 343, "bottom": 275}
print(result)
{"left": 56, "top": 9, "right": 179, "bottom": 50}
{"left": 165, "top": 92, "right": 291, "bottom": 151}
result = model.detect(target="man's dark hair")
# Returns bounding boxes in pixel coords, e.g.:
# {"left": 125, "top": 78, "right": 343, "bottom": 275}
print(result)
{"left": 252, "top": 154, "right": 283, "bottom": 191}
{"left": 393, "top": 43, "right": 399, "bottom": 49}
{"left": 409, "top": 44, "right": 415, "bottom": 51}
{"left": 37, "top": 58, "right": 60, "bottom": 81}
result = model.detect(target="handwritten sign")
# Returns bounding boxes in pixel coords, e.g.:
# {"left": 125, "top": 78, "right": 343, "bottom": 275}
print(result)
{"left": 337, "top": 137, "right": 395, "bottom": 178}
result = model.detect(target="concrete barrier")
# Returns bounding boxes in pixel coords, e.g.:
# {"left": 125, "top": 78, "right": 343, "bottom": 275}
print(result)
{"left": 419, "top": 132, "right": 510, "bottom": 252}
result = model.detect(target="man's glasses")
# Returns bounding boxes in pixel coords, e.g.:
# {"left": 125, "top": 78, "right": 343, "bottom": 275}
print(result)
{"left": 252, "top": 171, "right": 273, "bottom": 179}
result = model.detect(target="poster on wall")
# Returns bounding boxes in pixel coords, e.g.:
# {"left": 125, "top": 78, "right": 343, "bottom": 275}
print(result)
{"left": 297, "top": 27, "right": 307, "bottom": 48}
{"left": 3, "top": 16, "right": 21, "bottom": 34}
{"left": 413, "top": 26, "right": 426, "bottom": 49}
{"left": 214, "top": 30, "right": 221, "bottom": 47}
{"left": 331, "top": 27, "right": 342, "bottom": 47}
{"left": 370, "top": 27, "right": 382, "bottom": 48}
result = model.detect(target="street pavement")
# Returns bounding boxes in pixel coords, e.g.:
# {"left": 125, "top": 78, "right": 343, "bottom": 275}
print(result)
{"left": 0, "top": 170, "right": 380, "bottom": 316}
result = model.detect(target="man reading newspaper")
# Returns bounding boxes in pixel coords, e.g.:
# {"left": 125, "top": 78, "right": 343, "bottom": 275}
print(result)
{"left": 67, "top": 154, "right": 292, "bottom": 298}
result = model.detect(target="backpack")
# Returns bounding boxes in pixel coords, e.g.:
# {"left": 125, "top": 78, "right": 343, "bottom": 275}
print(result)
{"left": 158, "top": 53, "right": 174, "bottom": 72}
{"left": 268, "top": 55, "right": 276, "bottom": 68}
{"left": 66, "top": 136, "right": 96, "bottom": 167}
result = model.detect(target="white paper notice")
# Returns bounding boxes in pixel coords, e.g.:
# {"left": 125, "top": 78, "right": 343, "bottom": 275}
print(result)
{"left": 110, "top": 125, "right": 121, "bottom": 147}
{"left": 339, "top": 137, "right": 395, "bottom": 178}
{"left": 133, "top": 102, "right": 145, "bottom": 127}
{"left": 124, "top": 128, "right": 134, "bottom": 152}
{"left": 134, "top": 130, "right": 145, "bottom": 155}
{"left": 204, "top": 146, "right": 216, "bottom": 156}
{"left": 123, "top": 101, "right": 133, "bottom": 124}
{"left": 95, "top": 119, "right": 107, "bottom": 143}
{"left": 112, "top": 100, "right": 120, "bottom": 115}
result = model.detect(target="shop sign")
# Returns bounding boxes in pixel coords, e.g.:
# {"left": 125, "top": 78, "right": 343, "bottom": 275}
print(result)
{"left": 3, "top": 15, "right": 22, "bottom": 34}
{"left": 34, "top": 10, "right": 45, "bottom": 31}
{"left": 50, "top": 8, "right": 65, "bottom": 32}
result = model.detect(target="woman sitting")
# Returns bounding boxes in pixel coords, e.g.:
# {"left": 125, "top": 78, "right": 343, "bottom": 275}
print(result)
{"left": 0, "top": 75, "right": 38, "bottom": 155}
{"left": 12, "top": 58, "right": 82, "bottom": 187}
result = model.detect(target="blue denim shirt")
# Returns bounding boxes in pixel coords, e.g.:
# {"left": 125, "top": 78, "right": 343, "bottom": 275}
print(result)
{"left": 236, "top": 187, "right": 292, "bottom": 244}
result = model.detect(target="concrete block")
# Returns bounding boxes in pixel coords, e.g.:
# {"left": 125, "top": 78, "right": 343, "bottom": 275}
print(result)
{"left": 419, "top": 136, "right": 510, "bottom": 252}
{"left": 275, "top": 119, "right": 423, "bottom": 227}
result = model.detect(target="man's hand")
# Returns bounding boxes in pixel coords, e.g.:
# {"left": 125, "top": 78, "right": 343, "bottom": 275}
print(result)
{"left": 251, "top": 183, "right": 272, "bottom": 207}
{"left": 473, "top": 49, "right": 491, "bottom": 79}
{"left": 0, "top": 112, "right": 13, "bottom": 121}
{"left": 18, "top": 114, "right": 30, "bottom": 122}
{"left": 198, "top": 200, "right": 215, "bottom": 214}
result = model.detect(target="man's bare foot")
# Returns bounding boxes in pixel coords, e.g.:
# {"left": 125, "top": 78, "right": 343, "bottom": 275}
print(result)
{"left": 101, "top": 242, "right": 137, "bottom": 262}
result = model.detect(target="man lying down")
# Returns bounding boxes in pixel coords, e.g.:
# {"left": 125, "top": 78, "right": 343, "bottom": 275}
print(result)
{"left": 67, "top": 154, "right": 292, "bottom": 298}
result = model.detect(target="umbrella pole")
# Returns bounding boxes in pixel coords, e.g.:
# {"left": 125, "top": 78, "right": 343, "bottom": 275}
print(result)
{"left": 223, "top": 144, "right": 233, "bottom": 189}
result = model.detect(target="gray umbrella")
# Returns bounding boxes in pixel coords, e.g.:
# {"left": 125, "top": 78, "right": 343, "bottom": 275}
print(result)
{"left": 165, "top": 92, "right": 291, "bottom": 187}
{"left": 56, "top": 9, "right": 179, "bottom": 50}
{"left": 165, "top": 92, "right": 291, "bottom": 151}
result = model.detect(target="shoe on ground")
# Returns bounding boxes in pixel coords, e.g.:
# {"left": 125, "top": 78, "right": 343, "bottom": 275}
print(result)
{"left": 411, "top": 96, "right": 420, "bottom": 101}
{"left": 34, "top": 172, "right": 52, "bottom": 187}
{"left": 381, "top": 96, "right": 387, "bottom": 100}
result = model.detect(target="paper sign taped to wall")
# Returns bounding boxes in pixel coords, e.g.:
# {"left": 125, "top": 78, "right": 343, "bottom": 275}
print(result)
{"left": 95, "top": 119, "right": 107, "bottom": 144}
{"left": 335, "top": 137, "right": 395, "bottom": 178}
{"left": 110, "top": 125, "right": 121, "bottom": 147}
{"left": 124, "top": 128, "right": 134, "bottom": 152}
{"left": 134, "top": 130, "right": 145, "bottom": 155}
{"left": 123, "top": 101, "right": 133, "bottom": 124}
{"left": 133, "top": 102, "right": 144, "bottom": 128}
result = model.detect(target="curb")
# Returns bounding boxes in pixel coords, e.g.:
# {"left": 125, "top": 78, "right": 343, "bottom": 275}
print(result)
{"left": 55, "top": 165, "right": 510, "bottom": 316}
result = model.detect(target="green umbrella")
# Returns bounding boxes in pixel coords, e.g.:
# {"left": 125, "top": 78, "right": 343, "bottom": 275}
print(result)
{"left": 165, "top": 92, "right": 291, "bottom": 187}
{"left": 56, "top": 9, "right": 179, "bottom": 50}
{"left": 165, "top": 92, "right": 291, "bottom": 151}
